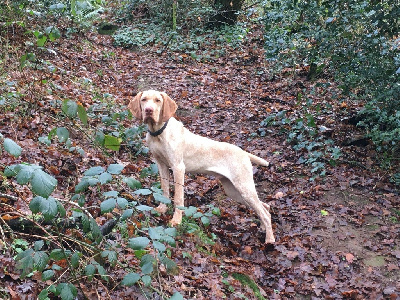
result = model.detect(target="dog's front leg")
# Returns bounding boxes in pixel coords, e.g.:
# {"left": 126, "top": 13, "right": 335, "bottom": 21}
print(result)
{"left": 155, "top": 161, "right": 170, "bottom": 214}
{"left": 170, "top": 162, "right": 185, "bottom": 226}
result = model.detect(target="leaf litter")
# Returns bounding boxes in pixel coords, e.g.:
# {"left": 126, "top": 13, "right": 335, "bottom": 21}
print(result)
{"left": 0, "top": 20, "right": 399, "bottom": 299}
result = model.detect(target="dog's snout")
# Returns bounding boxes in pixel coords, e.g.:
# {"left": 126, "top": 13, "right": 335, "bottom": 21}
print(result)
{"left": 145, "top": 107, "right": 153, "bottom": 115}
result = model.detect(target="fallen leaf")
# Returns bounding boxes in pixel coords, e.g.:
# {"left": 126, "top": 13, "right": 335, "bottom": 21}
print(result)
{"left": 285, "top": 251, "right": 299, "bottom": 260}
{"left": 345, "top": 253, "right": 355, "bottom": 263}
{"left": 244, "top": 246, "right": 252, "bottom": 254}
{"left": 387, "top": 264, "right": 399, "bottom": 271}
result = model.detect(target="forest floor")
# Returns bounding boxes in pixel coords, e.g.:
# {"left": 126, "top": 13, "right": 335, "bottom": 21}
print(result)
{"left": 0, "top": 21, "right": 399, "bottom": 299}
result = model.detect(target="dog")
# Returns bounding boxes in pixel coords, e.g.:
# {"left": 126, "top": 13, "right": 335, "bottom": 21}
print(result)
{"left": 128, "top": 90, "right": 275, "bottom": 243}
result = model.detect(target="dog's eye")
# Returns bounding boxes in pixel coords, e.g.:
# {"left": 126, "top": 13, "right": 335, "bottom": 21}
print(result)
{"left": 141, "top": 98, "right": 147, "bottom": 102}
{"left": 156, "top": 99, "right": 161, "bottom": 102}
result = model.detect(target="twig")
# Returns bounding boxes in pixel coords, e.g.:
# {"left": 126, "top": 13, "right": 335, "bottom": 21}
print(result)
{"left": 57, "top": 198, "right": 94, "bottom": 219}
{"left": 6, "top": 231, "right": 59, "bottom": 244}
{"left": 0, "top": 193, "right": 19, "bottom": 201}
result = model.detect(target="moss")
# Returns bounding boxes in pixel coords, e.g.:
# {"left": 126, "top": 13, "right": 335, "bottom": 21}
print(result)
{"left": 232, "top": 273, "right": 266, "bottom": 300}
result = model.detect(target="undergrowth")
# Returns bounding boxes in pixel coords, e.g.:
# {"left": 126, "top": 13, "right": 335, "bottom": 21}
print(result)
{"left": 263, "top": 0, "right": 400, "bottom": 159}
{"left": 0, "top": 95, "right": 215, "bottom": 299}
{"left": 259, "top": 89, "right": 341, "bottom": 179}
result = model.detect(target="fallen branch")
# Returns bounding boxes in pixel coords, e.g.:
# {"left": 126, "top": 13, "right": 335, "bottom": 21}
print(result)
{"left": 0, "top": 193, "right": 19, "bottom": 202}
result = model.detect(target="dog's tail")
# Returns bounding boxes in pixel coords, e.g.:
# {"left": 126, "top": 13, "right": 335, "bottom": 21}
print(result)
{"left": 248, "top": 153, "right": 270, "bottom": 167}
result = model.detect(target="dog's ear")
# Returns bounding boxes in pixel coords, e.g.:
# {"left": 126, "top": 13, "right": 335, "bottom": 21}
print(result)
{"left": 160, "top": 92, "right": 177, "bottom": 122}
{"left": 128, "top": 92, "right": 143, "bottom": 120}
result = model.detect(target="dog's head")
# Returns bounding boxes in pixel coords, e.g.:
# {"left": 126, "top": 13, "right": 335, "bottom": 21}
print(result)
{"left": 128, "top": 90, "right": 177, "bottom": 125}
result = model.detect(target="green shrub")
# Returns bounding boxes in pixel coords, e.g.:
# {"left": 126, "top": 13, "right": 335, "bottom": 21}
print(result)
{"left": 263, "top": 0, "right": 400, "bottom": 154}
{"left": 117, "top": 0, "right": 214, "bottom": 32}
{"left": 259, "top": 93, "right": 341, "bottom": 179}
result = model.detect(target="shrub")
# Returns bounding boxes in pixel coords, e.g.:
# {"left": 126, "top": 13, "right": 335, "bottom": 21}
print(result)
{"left": 117, "top": 0, "right": 214, "bottom": 32}
{"left": 263, "top": 0, "right": 400, "bottom": 154}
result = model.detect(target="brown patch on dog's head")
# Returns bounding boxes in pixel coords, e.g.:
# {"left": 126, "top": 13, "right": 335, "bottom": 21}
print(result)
{"left": 160, "top": 92, "right": 177, "bottom": 122}
{"left": 128, "top": 91, "right": 143, "bottom": 120}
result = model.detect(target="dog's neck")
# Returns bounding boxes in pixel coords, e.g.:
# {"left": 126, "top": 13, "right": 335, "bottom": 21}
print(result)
{"left": 147, "top": 119, "right": 169, "bottom": 137}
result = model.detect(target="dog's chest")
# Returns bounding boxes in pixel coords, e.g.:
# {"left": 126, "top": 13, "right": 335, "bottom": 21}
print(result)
{"left": 146, "top": 135, "right": 176, "bottom": 167}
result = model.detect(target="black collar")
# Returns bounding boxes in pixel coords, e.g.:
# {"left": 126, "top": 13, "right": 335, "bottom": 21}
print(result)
{"left": 148, "top": 119, "right": 169, "bottom": 137}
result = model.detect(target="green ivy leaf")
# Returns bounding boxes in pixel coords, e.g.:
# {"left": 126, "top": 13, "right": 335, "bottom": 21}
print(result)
{"left": 121, "top": 208, "right": 133, "bottom": 221}
{"left": 37, "top": 35, "right": 47, "bottom": 47}
{"left": 128, "top": 237, "right": 150, "bottom": 250}
{"left": 104, "top": 135, "right": 121, "bottom": 151}
{"left": 134, "top": 188, "right": 152, "bottom": 195}
{"left": 34, "top": 240, "right": 44, "bottom": 251}
{"left": 84, "top": 166, "right": 105, "bottom": 176}
{"left": 153, "top": 193, "right": 171, "bottom": 204}
{"left": 85, "top": 264, "right": 96, "bottom": 280}
{"left": 212, "top": 207, "right": 221, "bottom": 216}
{"left": 123, "top": 177, "right": 142, "bottom": 189}
{"left": 3, "top": 138, "right": 22, "bottom": 157}
{"left": 160, "top": 255, "right": 178, "bottom": 273}
{"left": 56, "top": 283, "right": 77, "bottom": 300}
{"left": 117, "top": 197, "right": 128, "bottom": 209}
{"left": 33, "top": 251, "right": 49, "bottom": 271}
{"left": 30, "top": 196, "right": 59, "bottom": 221}
{"left": 48, "top": 29, "right": 61, "bottom": 42}
{"left": 107, "top": 163, "right": 124, "bottom": 175}
{"left": 15, "top": 249, "right": 34, "bottom": 278}
{"left": 121, "top": 273, "right": 141, "bottom": 286}
{"left": 141, "top": 275, "right": 152, "bottom": 286}
{"left": 42, "top": 270, "right": 55, "bottom": 281}
{"left": 169, "top": 292, "right": 184, "bottom": 300}
{"left": 141, "top": 261, "right": 153, "bottom": 275}
{"left": 16, "top": 165, "right": 37, "bottom": 185}
{"left": 101, "top": 250, "right": 118, "bottom": 266}
{"left": 136, "top": 205, "right": 153, "bottom": 211}
{"left": 100, "top": 198, "right": 116, "bottom": 214}
{"left": 184, "top": 206, "right": 197, "bottom": 217}
{"left": 38, "top": 289, "right": 49, "bottom": 300}
{"left": 153, "top": 240, "right": 166, "bottom": 253}
{"left": 70, "top": 252, "right": 81, "bottom": 269}
{"left": 62, "top": 100, "right": 78, "bottom": 118}
{"left": 31, "top": 170, "right": 57, "bottom": 198}
{"left": 95, "top": 130, "right": 105, "bottom": 146}
{"left": 99, "top": 172, "right": 112, "bottom": 184}
{"left": 56, "top": 127, "right": 69, "bottom": 143}
{"left": 77, "top": 104, "right": 88, "bottom": 125}
{"left": 49, "top": 249, "right": 69, "bottom": 261}
{"left": 201, "top": 216, "right": 210, "bottom": 227}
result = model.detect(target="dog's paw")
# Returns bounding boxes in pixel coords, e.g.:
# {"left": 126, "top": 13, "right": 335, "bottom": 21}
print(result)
{"left": 265, "top": 235, "right": 276, "bottom": 244}
{"left": 155, "top": 203, "right": 168, "bottom": 214}
{"left": 169, "top": 211, "right": 183, "bottom": 226}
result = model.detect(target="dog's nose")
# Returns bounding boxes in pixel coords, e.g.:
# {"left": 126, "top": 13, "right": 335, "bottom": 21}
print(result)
{"left": 145, "top": 107, "right": 153, "bottom": 115}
